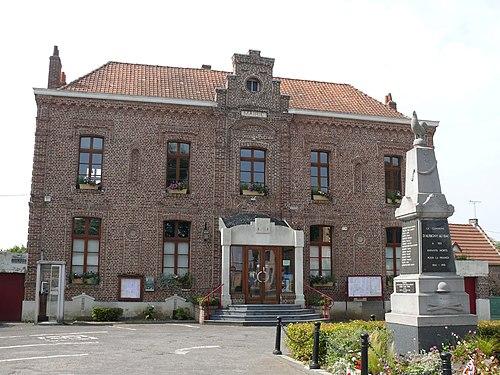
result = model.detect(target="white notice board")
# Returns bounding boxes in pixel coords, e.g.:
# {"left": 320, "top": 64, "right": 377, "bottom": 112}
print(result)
{"left": 347, "top": 276, "right": 382, "bottom": 298}
{"left": 120, "top": 277, "right": 141, "bottom": 299}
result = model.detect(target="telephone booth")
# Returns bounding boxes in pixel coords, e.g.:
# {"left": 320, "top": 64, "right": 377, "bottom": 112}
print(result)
{"left": 34, "top": 261, "right": 66, "bottom": 324}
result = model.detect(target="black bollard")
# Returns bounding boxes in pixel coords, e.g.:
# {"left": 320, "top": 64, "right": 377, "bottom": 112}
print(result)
{"left": 360, "top": 333, "right": 369, "bottom": 375}
{"left": 273, "top": 316, "right": 282, "bottom": 355}
{"left": 370, "top": 314, "right": 376, "bottom": 321}
{"left": 440, "top": 352, "right": 452, "bottom": 375}
{"left": 309, "top": 322, "right": 321, "bottom": 369}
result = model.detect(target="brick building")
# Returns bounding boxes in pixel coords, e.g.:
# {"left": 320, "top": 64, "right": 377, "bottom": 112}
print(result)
{"left": 23, "top": 47, "right": 439, "bottom": 320}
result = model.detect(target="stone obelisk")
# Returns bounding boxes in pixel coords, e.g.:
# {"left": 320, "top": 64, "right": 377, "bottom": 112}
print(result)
{"left": 385, "top": 112, "right": 477, "bottom": 354}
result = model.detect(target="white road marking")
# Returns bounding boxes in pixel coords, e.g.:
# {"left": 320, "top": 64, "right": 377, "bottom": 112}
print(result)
{"left": 0, "top": 335, "right": 24, "bottom": 339}
{"left": 174, "top": 345, "right": 220, "bottom": 355}
{"left": 113, "top": 326, "right": 137, "bottom": 331}
{"left": 37, "top": 334, "right": 98, "bottom": 342}
{"left": 0, "top": 342, "right": 99, "bottom": 350}
{"left": 30, "top": 330, "right": 108, "bottom": 337}
{"left": 162, "top": 323, "right": 199, "bottom": 329}
{"left": 0, "top": 353, "right": 89, "bottom": 363}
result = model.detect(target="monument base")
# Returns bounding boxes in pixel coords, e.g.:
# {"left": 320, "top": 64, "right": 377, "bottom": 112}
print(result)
{"left": 386, "top": 312, "right": 477, "bottom": 354}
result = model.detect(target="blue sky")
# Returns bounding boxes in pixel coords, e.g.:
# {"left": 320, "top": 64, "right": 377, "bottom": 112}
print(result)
{"left": 0, "top": 0, "right": 499, "bottom": 248}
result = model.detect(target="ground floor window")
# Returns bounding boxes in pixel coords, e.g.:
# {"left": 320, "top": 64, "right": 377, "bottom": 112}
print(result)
{"left": 163, "top": 221, "right": 190, "bottom": 276}
{"left": 71, "top": 217, "right": 100, "bottom": 276}
{"left": 309, "top": 225, "right": 332, "bottom": 278}
{"left": 385, "top": 227, "right": 402, "bottom": 286}
{"left": 282, "top": 247, "right": 295, "bottom": 293}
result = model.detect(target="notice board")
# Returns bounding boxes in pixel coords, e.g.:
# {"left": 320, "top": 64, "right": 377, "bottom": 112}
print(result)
{"left": 347, "top": 276, "right": 383, "bottom": 298}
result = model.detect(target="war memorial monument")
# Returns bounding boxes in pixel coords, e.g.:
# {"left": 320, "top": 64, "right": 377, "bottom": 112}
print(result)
{"left": 385, "top": 112, "right": 477, "bottom": 354}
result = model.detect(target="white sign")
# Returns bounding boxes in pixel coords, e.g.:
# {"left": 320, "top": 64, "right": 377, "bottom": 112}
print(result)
{"left": 241, "top": 110, "right": 268, "bottom": 118}
{"left": 120, "top": 278, "right": 141, "bottom": 299}
{"left": 348, "top": 276, "right": 382, "bottom": 298}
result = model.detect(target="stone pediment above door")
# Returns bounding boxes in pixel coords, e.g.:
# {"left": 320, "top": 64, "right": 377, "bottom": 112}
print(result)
{"left": 215, "top": 50, "right": 290, "bottom": 113}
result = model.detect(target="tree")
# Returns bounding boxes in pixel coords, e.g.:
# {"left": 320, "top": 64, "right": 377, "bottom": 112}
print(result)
{"left": 2, "top": 245, "right": 27, "bottom": 253}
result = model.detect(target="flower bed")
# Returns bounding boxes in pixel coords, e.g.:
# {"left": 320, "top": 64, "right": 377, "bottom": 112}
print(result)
{"left": 285, "top": 320, "right": 500, "bottom": 374}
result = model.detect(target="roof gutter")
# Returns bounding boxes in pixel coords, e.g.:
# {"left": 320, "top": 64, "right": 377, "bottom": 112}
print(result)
{"left": 33, "top": 88, "right": 439, "bottom": 127}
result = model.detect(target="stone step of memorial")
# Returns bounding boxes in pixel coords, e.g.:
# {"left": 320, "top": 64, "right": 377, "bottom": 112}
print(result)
{"left": 204, "top": 304, "right": 326, "bottom": 326}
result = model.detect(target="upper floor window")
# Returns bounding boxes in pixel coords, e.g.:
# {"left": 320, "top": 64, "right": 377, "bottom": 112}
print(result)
{"left": 78, "top": 137, "right": 103, "bottom": 189}
{"left": 311, "top": 151, "right": 329, "bottom": 195}
{"left": 71, "top": 217, "right": 101, "bottom": 281}
{"left": 240, "top": 148, "right": 266, "bottom": 188}
{"left": 385, "top": 227, "right": 402, "bottom": 284}
{"left": 384, "top": 156, "right": 401, "bottom": 203}
{"left": 167, "top": 142, "right": 190, "bottom": 192}
{"left": 163, "top": 221, "right": 190, "bottom": 276}
{"left": 246, "top": 78, "right": 261, "bottom": 93}
{"left": 309, "top": 225, "right": 332, "bottom": 278}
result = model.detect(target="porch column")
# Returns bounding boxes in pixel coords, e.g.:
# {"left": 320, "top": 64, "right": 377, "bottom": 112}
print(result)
{"left": 220, "top": 228, "right": 232, "bottom": 307}
{"left": 294, "top": 245, "right": 305, "bottom": 307}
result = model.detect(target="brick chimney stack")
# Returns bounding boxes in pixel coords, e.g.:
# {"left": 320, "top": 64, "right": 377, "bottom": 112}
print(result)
{"left": 47, "top": 46, "right": 66, "bottom": 89}
{"left": 384, "top": 93, "right": 397, "bottom": 111}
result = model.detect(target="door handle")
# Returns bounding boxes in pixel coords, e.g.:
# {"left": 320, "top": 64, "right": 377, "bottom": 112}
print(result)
{"left": 256, "top": 271, "right": 266, "bottom": 283}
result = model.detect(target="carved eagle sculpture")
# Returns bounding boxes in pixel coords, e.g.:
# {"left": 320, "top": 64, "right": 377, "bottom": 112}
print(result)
{"left": 411, "top": 111, "right": 428, "bottom": 145}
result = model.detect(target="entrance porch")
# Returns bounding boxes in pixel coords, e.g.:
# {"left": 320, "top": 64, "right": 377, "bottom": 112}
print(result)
{"left": 219, "top": 214, "right": 305, "bottom": 307}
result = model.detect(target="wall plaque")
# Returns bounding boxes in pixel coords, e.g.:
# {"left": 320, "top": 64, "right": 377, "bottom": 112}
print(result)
{"left": 241, "top": 110, "right": 268, "bottom": 118}
{"left": 119, "top": 276, "right": 143, "bottom": 301}
{"left": 421, "top": 219, "right": 456, "bottom": 273}
{"left": 401, "top": 220, "right": 419, "bottom": 274}
{"left": 145, "top": 276, "right": 155, "bottom": 292}
{"left": 395, "top": 281, "right": 416, "bottom": 293}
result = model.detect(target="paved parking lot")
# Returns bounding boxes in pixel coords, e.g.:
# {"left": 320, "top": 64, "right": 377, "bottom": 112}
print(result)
{"left": 0, "top": 322, "right": 311, "bottom": 374}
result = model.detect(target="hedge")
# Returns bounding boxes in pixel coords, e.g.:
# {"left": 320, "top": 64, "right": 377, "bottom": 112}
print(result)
{"left": 91, "top": 307, "right": 123, "bottom": 322}
{"left": 284, "top": 320, "right": 384, "bottom": 363}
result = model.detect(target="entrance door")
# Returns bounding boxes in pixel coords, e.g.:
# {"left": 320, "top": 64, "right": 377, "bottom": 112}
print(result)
{"left": 245, "top": 246, "right": 281, "bottom": 304}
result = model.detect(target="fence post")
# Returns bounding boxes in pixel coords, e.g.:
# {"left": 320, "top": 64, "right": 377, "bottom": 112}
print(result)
{"left": 360, "top": 333, "right": 369, "bottom": 375}
{"left": 440, "top": 352, "right": 452, "bottom": 375}
{"left": 309, "top": 322, "right": 321, "bottom": 369}
{"left": 273, "top": 316, "right": 282, "bottom": 355}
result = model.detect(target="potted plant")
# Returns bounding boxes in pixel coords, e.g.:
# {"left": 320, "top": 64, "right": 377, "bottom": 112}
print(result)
{"left": 159, "top": 272, "right": 193, "bottom": 290}
{"left": 386, "top": 190, "right": 402, "bottom": 204}
{"left": 83, "top": 271, "right": 100, "bottom": 285}
{"left": 311, "top": 188, "right": 331, "bottom": 201}
{"left": 78, "top": 176, "right": 99, "bottom": 190}
{"left": 70, "top": 272, "right": 84, "bottom": 284}
{"left": 167, "top": 180, "right": 188, "bottom": 194}
{"left": 309, "top": 274, "right": 335, "bottom": 287}
{"left": 240, "top": 182, "right": 269, "bottom": 196}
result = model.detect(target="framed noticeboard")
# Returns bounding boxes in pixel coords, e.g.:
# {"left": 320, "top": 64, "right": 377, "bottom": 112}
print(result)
{"left": 119, "top": 275, "right": 143, "bottom": 301}
{"left": 347, "top": 276, "right": 383, "bottom": 298}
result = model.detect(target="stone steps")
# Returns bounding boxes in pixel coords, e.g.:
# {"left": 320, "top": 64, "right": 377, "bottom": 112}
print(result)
{"left": 205, "top": 304, "right": 325, "bottom": 326}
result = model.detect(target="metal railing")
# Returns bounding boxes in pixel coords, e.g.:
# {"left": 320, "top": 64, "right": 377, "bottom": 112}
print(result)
{"left": 304, "top": 284, "right": 334, "bottom": 319}
{"left": 199, "top": 283, "right": 224, "bottom": 320}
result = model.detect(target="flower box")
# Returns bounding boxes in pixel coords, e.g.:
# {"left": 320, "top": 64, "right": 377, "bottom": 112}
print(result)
{"left": 312, "top": 194, "right": 329, "bottom": 201}
{"left": 168, "top": 188, "right": 188, "bottom": 195}
{"left": 72, "top": 278, "right": 84, "bottom": 284}
{"left": 242, "top": 189, "right": 265, "bottom": 196}
{"left": 313, "top": 282, "right": 334, "bottom": 287}
{"left": 79, "top": 183, "right": 98, "bottom": 190}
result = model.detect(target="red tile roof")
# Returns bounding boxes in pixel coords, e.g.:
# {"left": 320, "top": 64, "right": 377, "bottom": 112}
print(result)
{"left": 449, "top": 224, "right": 500, "bottom": 265}
{"left": 61, "top": 62, "right": 406, "bottom": 119}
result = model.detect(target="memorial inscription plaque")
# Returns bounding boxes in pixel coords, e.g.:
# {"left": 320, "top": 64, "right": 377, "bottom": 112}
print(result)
{"left": 401, "top": 219, "right": 419, "bottom": 274}
{"left": 395, "top": 281, "right": 416, "bottom": 293}
{"left": 421, "top": 219, "right": 456, "bottom": 273}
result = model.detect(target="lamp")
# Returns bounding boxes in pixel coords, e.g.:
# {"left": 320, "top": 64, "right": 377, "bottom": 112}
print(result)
{"left": 202, "top": 222, "right": 210, "bottom": 242}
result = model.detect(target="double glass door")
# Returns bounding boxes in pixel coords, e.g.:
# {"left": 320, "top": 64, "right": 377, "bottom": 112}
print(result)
{"left": 245, "top": 246, "right": 281, "bottom": 304}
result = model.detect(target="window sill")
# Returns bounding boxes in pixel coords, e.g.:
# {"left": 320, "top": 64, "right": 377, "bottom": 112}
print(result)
{"left": 311, "top": 194, "right": 330, "bottom": 202}
{"left": 78, "top": 183, "right": 101, "bottom": 191}
{"left": 167, "top": 189, "right": 188, "bottom": 195}
{"left": 241, "top": 190, "right": 266, "bottom": 196}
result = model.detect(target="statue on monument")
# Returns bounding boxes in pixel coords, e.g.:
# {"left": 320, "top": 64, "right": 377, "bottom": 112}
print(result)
{"left": 410, "top": 111, "right": 429, "bottom": 146}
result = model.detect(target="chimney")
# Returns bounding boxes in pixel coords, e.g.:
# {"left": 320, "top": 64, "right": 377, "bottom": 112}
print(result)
{"left": 201, "top": 64, "right": 212, "bottom": 70}
{"left": 47, "top": 45, "right": 66, "bottom": 89}
{"left": 384, "top": 93, "right": 397, "bottom": 111}
{"left": 469, "top": 218, "right": 478, "bottom": 227}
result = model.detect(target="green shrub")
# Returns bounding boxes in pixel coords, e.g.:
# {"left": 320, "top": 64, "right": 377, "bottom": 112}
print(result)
{"left": 172, "top": 307, "right": 191, "bottom": 320}
{"left": 91, "top": 307, "right": 123, "bottom": 322}
{"left": 285, "top": 320, "right": 384, "bottom": 364}
{"left": 143, "top": 305, "right": 157, "bottom": 320}
{"left": 478, "top": 320, "right": 500, "bottom": 340}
